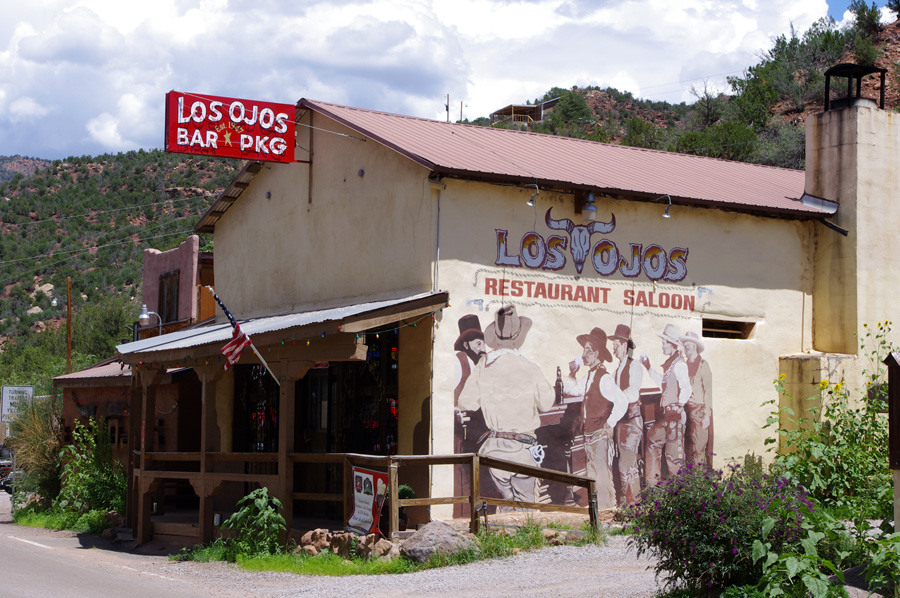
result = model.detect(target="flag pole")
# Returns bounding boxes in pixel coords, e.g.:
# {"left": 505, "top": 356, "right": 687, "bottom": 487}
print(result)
{"left": 204, "top": 286, "right": 281, "bottom": 387}
{"left": 247, "top": 340, "right": 281, "bottom": 387}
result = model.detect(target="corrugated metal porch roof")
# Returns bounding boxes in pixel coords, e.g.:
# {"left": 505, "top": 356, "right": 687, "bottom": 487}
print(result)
{"left": 116, "top": 291, "right": 448, "bottom": 360}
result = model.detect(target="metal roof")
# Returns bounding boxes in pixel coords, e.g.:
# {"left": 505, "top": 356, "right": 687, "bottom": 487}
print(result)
{"left": 299, "top": 99, "right": 815, "bottom": 215}
{"left": 195, "top": 99, "right": 825, "bottom": 234}
{"left": 53, "top": 359, "right": 132, "bottom": 385}
{"left": 116, "top": 291, "right": 448, "bottom": 358}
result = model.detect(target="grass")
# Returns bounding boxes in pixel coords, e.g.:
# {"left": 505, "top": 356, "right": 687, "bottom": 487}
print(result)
{"left": 173, "top": 520, "right": 606, "bottom": 575}
{"left": 240, "top": 551, "right": 418, "bottom": 575}
{"left": 12, "top": 506, "right": 111, "bottom": 534}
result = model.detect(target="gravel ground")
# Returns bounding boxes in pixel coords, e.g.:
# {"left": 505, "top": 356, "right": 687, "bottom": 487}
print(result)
{"left": 152, "top": 535, "right": 661, "bottom": 598}
{"left": 0, "top": 491, "right": 662, "bottom": 597}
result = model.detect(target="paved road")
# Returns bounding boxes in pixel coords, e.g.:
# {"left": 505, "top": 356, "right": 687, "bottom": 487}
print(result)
{"left": 0, "top": 492, "right": 659, "bottom": 598}
{"left": 0, "top": 492, "right": 246, "bottom": 598}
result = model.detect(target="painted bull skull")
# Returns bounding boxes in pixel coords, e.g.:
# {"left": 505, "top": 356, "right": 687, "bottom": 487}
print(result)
{"left": 545, "top": 208, "right": 616, "bottom": 274}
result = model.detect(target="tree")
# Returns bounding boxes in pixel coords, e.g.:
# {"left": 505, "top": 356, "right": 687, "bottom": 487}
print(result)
{"left": 889, "top": 0, "right": 900, "bottom": 19}
{"left": 621, "top": 117, "right": 660, "bottom": 149}
{"left": 849, "top": 0, "right": 883, "bottom": 37}
{"left": 688, "top": 82, "right": 725, "bottom": 129}
{"left": 73, "top": 295, "right": 137, "bottom": 359}
{"left": 670, "top": 121, "right": 758, "bottom": 163}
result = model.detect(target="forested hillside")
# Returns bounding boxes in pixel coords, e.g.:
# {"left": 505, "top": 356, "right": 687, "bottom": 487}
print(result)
{"left": 0, "top": 150, "right": 239, "bottom": 394}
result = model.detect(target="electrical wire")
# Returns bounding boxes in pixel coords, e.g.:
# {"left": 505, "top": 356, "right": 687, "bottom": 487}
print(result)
{"left": 0, "top": 228, "right": 196, "bottom": 288}
{"left": 0, "top": 192, "right": 215, "bottom": 228}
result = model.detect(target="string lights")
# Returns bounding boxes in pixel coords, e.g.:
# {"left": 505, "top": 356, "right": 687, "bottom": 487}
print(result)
{"left": 275, "top": 303, "right": 448, "bottom": 347}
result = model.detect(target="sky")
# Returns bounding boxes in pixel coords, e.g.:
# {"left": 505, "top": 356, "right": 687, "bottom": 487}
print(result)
{"left": 0, "top": 0, "right": 892, "bottom": 160}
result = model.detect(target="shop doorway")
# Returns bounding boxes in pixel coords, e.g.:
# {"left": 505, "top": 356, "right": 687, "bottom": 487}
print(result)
{"left": 294, "top": 332, "right": 399, "bottom": 518}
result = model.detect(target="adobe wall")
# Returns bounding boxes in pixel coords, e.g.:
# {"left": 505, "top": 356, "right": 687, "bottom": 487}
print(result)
{"left": 212, "top": 113, "right": 437, "bottom": 319}
{"left": 431, "top": 177, "right": 815, "bottom": 513}
{"left": 142, "top": 235, "right": 200, "bottom": 322}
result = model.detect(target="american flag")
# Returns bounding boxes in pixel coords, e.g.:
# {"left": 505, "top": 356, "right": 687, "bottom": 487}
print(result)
{"left": 207, "top": 286, "right": 253, "bottom": 370}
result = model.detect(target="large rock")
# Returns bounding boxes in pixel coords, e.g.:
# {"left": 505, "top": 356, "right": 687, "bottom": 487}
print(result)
{"left": 399, "top": 520, "right": 477, "bottom": 563}
{"left": 300, "top": 528, "right": 333, "bottom": 552}
{"left": 330, "top": 531, "right": 357, "bottom": 557}
{"left": 357, "top": 533, "right": 393, "bottom": 558}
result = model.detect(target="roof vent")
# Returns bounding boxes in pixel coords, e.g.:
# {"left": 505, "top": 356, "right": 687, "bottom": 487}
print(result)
{"left": 824, "top": 63, "right": 887, "bottom": 111}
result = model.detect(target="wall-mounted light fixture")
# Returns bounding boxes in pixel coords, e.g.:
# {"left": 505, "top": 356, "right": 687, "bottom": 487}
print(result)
{"left": 581, "top": 191, "right": 598, "bottom": 221}
{"left": 526, "top": 184, "right": 539, "bottom": 207}
{"left": 661, "top": 195, "right": 672, "bottom": 219}
{"left": 139, "top": 304, "right": 162, "bottom": 336}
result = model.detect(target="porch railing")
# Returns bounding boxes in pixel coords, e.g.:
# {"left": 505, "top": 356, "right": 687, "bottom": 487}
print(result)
{"left": 135, "top": 451, "right": 600, "bottom": 542}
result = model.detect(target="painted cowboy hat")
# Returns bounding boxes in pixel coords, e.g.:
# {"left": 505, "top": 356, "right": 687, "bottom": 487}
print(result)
{"left": 657, "top": 323, "right": 682, "bottom": 347}
{"left": 680, "top": 331, "right": 705, "bottom": 353}
{"left": 454, "top": 314, "right": 484, "bottom": 352}
{"left": 609, "top": 323, "right": 635, "bottom": 350}
{"left": 576, "top": 327, "right": 613, "bottom": 362}
{"left": 484, "top": 305, "right": 532, "bottom": 350}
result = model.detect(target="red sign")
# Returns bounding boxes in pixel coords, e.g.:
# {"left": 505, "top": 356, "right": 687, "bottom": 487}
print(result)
{"left": 165, "top": 91, "right": 295, "bottom": 163}
{"left": 346, "top": 467, "right": 389, "bottom": 535}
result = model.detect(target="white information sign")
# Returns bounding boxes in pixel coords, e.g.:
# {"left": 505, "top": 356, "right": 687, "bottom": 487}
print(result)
{"left": 1, "top": 385, "right": 33, "bottom": 422}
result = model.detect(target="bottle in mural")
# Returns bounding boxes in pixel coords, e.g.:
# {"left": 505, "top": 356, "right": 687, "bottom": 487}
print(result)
{"left": 555, "top": 366, "right": 564, "bottom": 405}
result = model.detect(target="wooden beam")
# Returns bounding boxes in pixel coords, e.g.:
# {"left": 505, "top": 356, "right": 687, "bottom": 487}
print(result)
{"left": 340, "top": 292, "right": 449, "bottom": 333}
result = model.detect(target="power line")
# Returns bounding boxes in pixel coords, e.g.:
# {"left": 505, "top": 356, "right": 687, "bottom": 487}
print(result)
{"left": 0, "top": 228, "right": 196, "bottom": 289}
{"left": 0, "top": 192, "right": 216, "bottom": 228}
{"left": 0, "top": 212, "right": 199, "bottom": 268}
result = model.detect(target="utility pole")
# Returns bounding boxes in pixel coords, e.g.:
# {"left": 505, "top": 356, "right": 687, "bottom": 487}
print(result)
{"left": 445, "top": 94, "right": 450, "bottom": 123}
{"left": 66, "top": 276, "right": 71, "bottom": 373}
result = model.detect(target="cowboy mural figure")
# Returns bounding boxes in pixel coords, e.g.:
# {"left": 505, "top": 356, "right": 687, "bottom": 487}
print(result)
{"left": 609, "top": 324, "right": 644, "bottom": 507}
{"left": 682, "top": 331, "right": 713, "bottom": 467}
{"left": 457, "top": 305, "right": 555, "bottom": 508}
{"left": 452, "top": 314, "right": 489, "bottom": 515}
{"left": 453, "top": 313, "right": 488, "bottom": 436}
{"left": 563, "top": 326, "right": 629, "bottom": 510}
{"left": 641, "top": 323, "right": 692, "bottom": 482}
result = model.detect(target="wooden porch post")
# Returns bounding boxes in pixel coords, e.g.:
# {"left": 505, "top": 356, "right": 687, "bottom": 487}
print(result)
{"left": 125, "top": 374, "right": 141, "bottom": 531}
{"left": 135, "top": 367, "right": 161, "bottom": 545}
{"left": 268, "top": 360, "right": 309, "bottom": 542}
{"left": 276, "top": 364, "right": 296, "bottom": 542}
{"left": 193, "top": 364, "right": 223, "bottom": 544}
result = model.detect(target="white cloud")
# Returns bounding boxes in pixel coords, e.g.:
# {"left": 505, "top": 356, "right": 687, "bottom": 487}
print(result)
{"left": 86, "top": 93, "right": 144, "bottom": 150}
{"left": 0, "top": 0, "right": 843, "bottom": 159}
{"left": 9, "top": 96, "right": 50, "bottom": 122}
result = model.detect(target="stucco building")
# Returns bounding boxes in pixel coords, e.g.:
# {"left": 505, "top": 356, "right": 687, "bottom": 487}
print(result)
{"left": 115, "top": 73, "right": 899, "bottom": 543}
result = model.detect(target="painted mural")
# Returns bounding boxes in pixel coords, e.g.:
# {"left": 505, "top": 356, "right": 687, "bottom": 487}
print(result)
{"left": 452, "top": 305, "right": 714, "bottom": 510}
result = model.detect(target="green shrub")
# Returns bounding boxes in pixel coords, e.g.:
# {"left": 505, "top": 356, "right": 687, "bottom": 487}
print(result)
{"left": 863, "top": 532, "right": 900, "bottom": 597}
{"left": 625, "top": 461, "right": 815, "bottom": 594}
{"left": 221, "top": 487, "right": 286, "bottom": 558}
{"left": 750, "top": 508, "right": 850, "bottom": 598}
{"left": 766, "top": 322, "right": 892, "bottom": 519}
{"left": 57, "top": 417, "right": 126, "bottom": 513}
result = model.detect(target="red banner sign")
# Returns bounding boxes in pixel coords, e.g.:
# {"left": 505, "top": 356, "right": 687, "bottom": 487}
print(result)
{"left": 346, "top": 466, "right": 389, "bottom": 535}
{"left": 165, "top": 91, "right": 295, "bottom": 163}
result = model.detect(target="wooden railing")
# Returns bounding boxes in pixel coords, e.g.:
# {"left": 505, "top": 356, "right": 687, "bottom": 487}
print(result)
{"left": 135, "top": 451, "right": 600, "bottom": 542}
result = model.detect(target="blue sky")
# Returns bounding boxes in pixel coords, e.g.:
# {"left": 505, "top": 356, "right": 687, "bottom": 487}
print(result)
{"left": 0, "top": 1, "right": 894, "bottom": 160}
{"left": 829, "top": 1, "right": 876, "bottom": 19}
{"left": 829, "top": 1, "right": 853, "bottom": 19}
